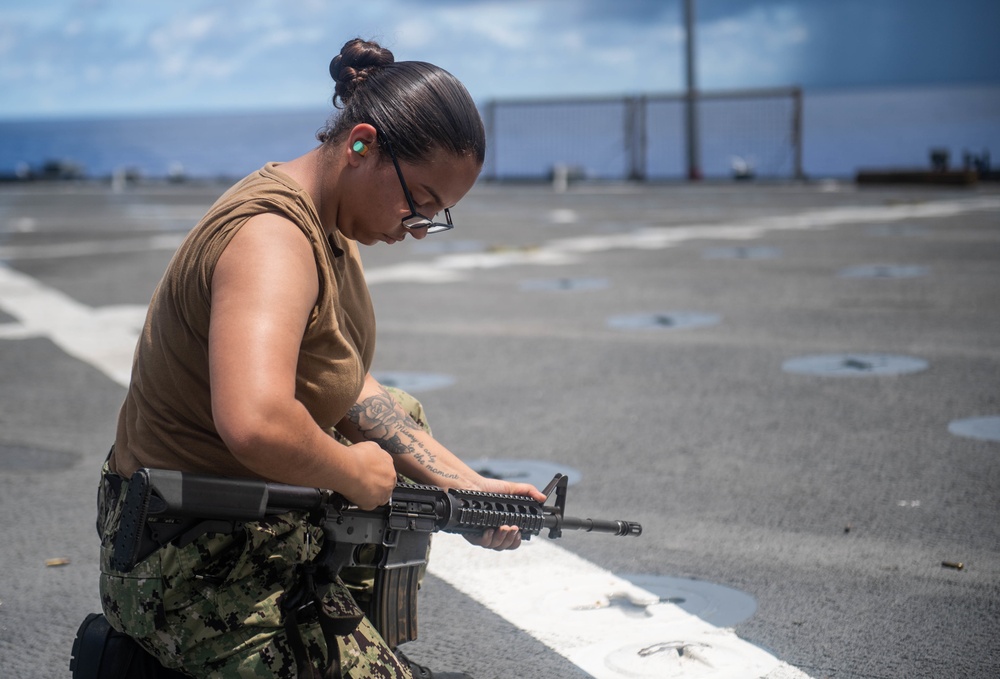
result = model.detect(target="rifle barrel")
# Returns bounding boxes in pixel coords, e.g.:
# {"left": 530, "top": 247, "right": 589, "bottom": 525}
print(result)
{"left": 551, "top": 515, "right": 642, "bottom": 537}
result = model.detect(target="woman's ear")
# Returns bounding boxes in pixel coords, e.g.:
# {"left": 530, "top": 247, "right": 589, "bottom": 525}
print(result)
{"left": 347, "top": 123, "right": 378, "bottom": 163}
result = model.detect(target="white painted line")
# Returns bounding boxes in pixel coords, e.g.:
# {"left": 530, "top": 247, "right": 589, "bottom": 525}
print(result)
{"left": 362, "top": 197, "right": 1000, "bottom": 284}
{"left": 428, "top": 534, "right": 812, "bottom": 679}
{"left": 0, "top": 264, "right": 146, "bottom": 386}
{"left": 0, "top": 234, "right": 184, "bottom": 260}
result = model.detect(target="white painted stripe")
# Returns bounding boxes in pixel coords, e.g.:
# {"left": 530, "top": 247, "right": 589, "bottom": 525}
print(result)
{"left": 362, "top": 197, "right": 1000, "bottom": 284}
{"left": 0, "top": 264, "right": 146, "bottom": 386}
{"left": 3, "top": 197, "right": 996, "bottom": 273}
{"left": 8, "top": 195, "right": 997, "bottom": 677}
{"left": 0, "top": 234, "right": 184, "bottom": 260}
{"left": 428, "top": 534, "right": 812, "bottom": 679}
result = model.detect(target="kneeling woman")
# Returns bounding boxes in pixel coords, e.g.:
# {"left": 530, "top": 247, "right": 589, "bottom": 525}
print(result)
{"left": 98, "top": 37, "right": 542, "bottom": 679}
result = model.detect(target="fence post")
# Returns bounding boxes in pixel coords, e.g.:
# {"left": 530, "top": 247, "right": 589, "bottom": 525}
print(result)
{"left": 625, "top": 96, "right": 648, "bottom": 181}
{"left": 791, "top": 86, "right": 804, "bottom": 181}
{"left": 684, "top": 0, "right": 702, "bottom": 180}
{"left": 483, "top": 99, "right": 496, "bottom": 181}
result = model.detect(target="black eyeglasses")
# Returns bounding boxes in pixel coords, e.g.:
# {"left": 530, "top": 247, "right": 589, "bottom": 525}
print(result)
{"left": 379, "top": 134, "right": 454, "bottom": 234}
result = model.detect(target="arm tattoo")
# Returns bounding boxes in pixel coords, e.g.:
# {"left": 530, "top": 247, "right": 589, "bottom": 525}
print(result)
{"left": 345, "top": 387, "right": 459, "bottom": 480}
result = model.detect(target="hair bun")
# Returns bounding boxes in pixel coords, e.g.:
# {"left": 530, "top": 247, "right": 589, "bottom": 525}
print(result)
{"left": 329, "top": 38, "right": 394, "bottom": 108}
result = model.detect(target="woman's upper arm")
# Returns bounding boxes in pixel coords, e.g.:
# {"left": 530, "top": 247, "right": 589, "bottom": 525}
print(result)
{"left": 208, "top": 213, "right": 318, "bottom": 451}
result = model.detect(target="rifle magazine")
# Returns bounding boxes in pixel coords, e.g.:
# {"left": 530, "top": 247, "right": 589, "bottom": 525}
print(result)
{"left": 368, "top": 565, "right": 421, "bottom": 648}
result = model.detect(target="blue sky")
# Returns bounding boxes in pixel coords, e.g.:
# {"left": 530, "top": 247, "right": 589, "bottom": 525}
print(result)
{"left": 1, "top": 0, "right": 998, "bottom": 119}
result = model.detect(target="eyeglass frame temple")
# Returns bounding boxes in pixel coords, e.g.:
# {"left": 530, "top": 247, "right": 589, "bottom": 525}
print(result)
{"left": 379, "top": 133, "right": 453, "bottom": 231}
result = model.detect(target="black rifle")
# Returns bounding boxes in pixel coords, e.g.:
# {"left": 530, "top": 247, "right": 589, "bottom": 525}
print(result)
{"left": 110, "top": 468, "right": 641, "bottom": 646}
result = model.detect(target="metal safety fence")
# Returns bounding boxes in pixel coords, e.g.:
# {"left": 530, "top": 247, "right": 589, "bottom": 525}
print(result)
{"left": 481, "top": 87, "right": 803, "bottom": 182}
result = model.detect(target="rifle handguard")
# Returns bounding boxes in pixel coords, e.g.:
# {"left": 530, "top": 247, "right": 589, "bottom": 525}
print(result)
{"left": 443, "top": 487, "right": 548, "bottom": 536}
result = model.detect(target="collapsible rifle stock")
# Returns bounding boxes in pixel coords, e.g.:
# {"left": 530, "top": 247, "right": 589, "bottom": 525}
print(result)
{"left": 110, "top": 468, "right": 641, "bottom": 646}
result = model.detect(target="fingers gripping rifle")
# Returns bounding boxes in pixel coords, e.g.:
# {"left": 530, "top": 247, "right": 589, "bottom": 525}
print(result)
{"left": 111, "top": 469, "right": 641, "bottom": 573}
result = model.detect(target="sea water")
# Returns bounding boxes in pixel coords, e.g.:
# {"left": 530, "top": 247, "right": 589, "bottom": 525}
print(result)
{"left": 0, "top": 83, "right": 997, "bottom": 181}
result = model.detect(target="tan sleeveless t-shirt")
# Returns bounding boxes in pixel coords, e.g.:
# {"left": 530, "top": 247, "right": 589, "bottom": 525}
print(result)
{"left": 111, "top": 163, "right": 375, "bottom": 479}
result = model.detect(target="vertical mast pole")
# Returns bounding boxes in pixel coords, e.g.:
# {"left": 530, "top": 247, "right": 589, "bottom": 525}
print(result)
{"left": 684, "top": 0, "right": 701, "bottom": 180}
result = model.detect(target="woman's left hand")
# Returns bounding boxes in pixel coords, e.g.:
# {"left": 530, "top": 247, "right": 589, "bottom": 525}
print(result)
{"left": 461, "top": 476, "right": 547, "bottom": 551}
{"left": 466, "top": 524, "right": 525, "bottom": 550}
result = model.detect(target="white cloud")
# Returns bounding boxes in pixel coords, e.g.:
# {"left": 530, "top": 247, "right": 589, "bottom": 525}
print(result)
{"left": 84, "top": 65, "right": 103, "bottom": 83}
{"left": 0, "top": 25, "right": 17, "bottom": 59}
{"left": 456, "top": 6, "right": 541, "bottom": 50}
{"left": 147, "top": 12, "right": 219, "bottom": 53}
{"left": 64, "top": 19, "right": 84, "bottom": 36}
{"left": 392, "top": 17, "right": 439, "bottom": 50}
{"left": 698, "top": 4, "right": 809, "bottom": 88}
{"left": 259, "top": 27, "right": 323, "bottom": 49}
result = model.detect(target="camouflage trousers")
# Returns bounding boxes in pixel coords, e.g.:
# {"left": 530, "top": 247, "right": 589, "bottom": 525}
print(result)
{"left": 98, "top": 388, "right": 432, "bottom": 679}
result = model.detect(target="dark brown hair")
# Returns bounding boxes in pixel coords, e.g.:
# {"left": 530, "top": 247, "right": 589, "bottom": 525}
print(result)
{"left": 318, "top": 38, "right": 485, "bottom": 166}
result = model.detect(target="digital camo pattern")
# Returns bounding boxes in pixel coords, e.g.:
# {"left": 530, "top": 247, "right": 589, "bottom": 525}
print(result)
{"left": 96, "top": 385, "right": 430, "bottom": 678}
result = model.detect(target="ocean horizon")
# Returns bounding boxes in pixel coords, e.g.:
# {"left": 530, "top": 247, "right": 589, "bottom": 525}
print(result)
{"left": 1, "top": 82, "right": 997, "bottom": 182}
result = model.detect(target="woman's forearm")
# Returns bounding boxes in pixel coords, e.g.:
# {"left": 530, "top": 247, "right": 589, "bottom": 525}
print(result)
{"left": 337, "top": 377, "right": 482, "bottom": 488}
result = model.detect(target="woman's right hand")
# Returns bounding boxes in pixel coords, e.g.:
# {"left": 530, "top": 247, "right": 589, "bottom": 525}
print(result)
{"left": 344, "top": 441, "right": 398, "bottom": 510}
